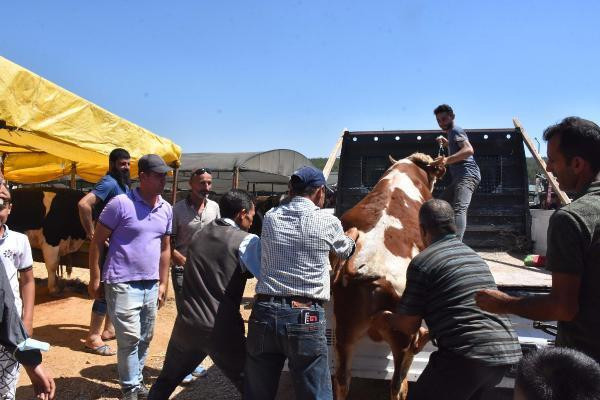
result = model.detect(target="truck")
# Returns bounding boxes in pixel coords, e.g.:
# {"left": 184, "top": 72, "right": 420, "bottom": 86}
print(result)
{"left": 326, "top": 128, "right": 555, "bottom": 391}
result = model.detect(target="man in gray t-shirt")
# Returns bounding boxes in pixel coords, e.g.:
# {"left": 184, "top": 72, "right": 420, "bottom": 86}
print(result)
{"left": 432, "top": 104, "right": 481, "bottom": 241}
{"left": 170, "top": 168, "right": 220, "bottom": 383}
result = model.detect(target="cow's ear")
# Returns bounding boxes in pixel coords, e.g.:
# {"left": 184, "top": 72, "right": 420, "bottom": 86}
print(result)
{"left": 388, "top": 155, "right": 398, "bottom": 165}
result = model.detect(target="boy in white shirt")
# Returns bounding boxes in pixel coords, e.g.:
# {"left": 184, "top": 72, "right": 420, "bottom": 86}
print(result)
{"left": 0, "top": 184, "right": 35, "bottom": 399}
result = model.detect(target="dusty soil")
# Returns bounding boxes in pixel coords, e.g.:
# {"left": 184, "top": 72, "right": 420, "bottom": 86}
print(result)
{"left": 16, "top": 263, "right": 261, "bottom": 400}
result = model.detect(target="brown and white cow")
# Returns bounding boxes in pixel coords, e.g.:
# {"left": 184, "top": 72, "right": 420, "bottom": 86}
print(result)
{"left": 331, "top": 153, "right": 445, "bottom": 400}
{"left": 7, "top": 188, "right": 87, "bottom": 294}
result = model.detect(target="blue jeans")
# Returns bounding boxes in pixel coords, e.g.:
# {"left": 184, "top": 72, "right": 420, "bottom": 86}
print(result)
{"left": 105, "top": 280, "right": 158, "bottom": 392}
{"left": 244, "top": 299, "right": 331, "bottom": 400}
{"left": 441, "top": 176, "right": 480, "bottom": 241}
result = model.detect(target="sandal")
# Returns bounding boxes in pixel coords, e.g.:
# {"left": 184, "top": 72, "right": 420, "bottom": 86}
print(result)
{"left": 84, "top": 344, "right": 116, "bottom": 356}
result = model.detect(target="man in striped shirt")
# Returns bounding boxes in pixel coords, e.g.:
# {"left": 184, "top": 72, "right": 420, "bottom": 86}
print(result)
{"left": 244, "top": 166, "right": 357, "bottom": 400}
{"left": 392, "top": 199, "right": 521, "bottom": 400}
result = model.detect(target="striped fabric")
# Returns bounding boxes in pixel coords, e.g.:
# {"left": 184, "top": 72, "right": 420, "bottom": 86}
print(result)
{"left": 398, "top": 235, "right": 522, "bottom": 366}
{"left": 256, "top": 196, "right": 355, "bottom": 301}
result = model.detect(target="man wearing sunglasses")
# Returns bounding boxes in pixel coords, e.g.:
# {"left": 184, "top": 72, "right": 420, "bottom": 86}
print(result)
{"left": 170, "top": 167, "right": 220, "bottom": 383}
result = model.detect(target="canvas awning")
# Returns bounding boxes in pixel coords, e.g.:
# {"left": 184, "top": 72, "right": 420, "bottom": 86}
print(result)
{"left": 177, "top": 150, "right": 315, "bottom": 194}
{"left": 0, "top": 56, "right": 181, "bottom": 183}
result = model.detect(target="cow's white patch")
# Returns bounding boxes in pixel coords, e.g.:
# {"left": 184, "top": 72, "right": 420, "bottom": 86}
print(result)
{"left": 42, "top": 192, "right": 56, "bottom": 217}
{"left": 353, "top": 210, "right": 414, "bottom": 297}
{"left": 353, "top": 163, "right": 423, "bottom": 296}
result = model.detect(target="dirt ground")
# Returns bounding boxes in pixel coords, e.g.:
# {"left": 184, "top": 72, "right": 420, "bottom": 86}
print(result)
{"left": 16, "top": 263, "right": 261, "bottom": 400}
{"left": 16, "top": 256, "right": 521, "bottom": 400}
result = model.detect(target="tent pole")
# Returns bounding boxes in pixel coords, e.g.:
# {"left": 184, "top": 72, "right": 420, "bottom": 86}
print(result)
{"left": 232, "top": 167, "right": 240, "bottom": 189}
{"left": 171, "top": 167, "right": 179, "bottom": 204}
{"left": 70, "top": 162, "right": 77, "bottom": 189}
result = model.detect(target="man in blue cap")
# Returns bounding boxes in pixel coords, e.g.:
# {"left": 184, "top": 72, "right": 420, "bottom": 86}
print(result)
{"left": 244, "top": 166, "right": 358, "bottom": 400}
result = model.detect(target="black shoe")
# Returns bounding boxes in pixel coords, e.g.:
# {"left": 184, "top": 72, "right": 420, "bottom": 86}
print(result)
{"left": 121, "top": 388, "right": 138, "bottom": 400}
{"left": 137, "top": 383, "right": 149, "bottom": 399}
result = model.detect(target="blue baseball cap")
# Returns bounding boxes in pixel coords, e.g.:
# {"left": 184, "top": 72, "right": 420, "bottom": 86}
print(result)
{"left": 290, "top": 166, "right": 327, "bottom": 189}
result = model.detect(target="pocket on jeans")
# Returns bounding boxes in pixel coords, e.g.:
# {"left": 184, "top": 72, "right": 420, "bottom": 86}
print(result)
{"left": 286, "top": 321, "right": 327, "bottom": 357}
{"left": 247, "top": 319, "right": 268, "bottom": 356}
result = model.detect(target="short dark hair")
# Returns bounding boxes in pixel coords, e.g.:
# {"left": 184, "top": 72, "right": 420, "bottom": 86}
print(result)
{"left": 543, "top": 116, "right": 600, "bottom": 174}
{"left": 219, "top": 189, "right": 254, "bottom": 219}
{"left": 418, "top": 199, "right": 457, "bottom": 236}
{"left": 109, "top": 148, "right": 130, "bottom": 164}
{"left": 433, "top": 104, "right": 454, "bottom": 116}
{"left": 515, "top": 347, "right": 600, "bottom": 400}
{"left": 289, "top": 175, "right": 322, "bottom": 196}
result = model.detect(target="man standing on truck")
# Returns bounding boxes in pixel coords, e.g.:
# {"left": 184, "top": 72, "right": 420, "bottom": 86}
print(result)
{"left": 477, "top": 116, "right": 600, "bottom": 363}
{"left": 432, "top": 104, "right": 481, "bottom": 241}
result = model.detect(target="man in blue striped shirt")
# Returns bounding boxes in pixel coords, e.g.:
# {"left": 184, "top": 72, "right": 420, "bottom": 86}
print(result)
{"left": 392, "top": 199, "right": 521, "bottom": 400}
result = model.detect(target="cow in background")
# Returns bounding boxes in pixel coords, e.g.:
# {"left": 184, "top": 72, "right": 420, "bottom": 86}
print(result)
{"left": 331, "top": 153, "right": 445, "bottom": 400}
{"left": 7, "top": 187, "right": 87, "bottom": 294}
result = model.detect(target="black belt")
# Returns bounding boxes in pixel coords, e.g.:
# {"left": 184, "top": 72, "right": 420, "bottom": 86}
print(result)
{"left": 256, "top": 294, "right": 323, "bottom": 307}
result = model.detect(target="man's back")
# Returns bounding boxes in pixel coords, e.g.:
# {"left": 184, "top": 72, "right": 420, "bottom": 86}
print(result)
{"left": 400, "top": 235, "right": 521, "bottom": 366}
{"left": 256, "top": 196, "right": 353, "bottom": 301}
{"left": 179, "top": 219, "right": 250, "bottom": 334}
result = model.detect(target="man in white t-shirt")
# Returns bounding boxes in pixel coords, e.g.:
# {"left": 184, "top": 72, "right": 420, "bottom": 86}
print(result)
{"left": 0, "top": 183, "right": 35, "bottom": 400}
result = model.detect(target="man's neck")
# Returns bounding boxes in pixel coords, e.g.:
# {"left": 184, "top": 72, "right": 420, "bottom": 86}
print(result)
{"left": 188, "top": 193, "right": 206, "bottom": 209}
{"left": 138, "top": 188, "right": 159, "bottom": 207}
{"left": 0, "top": 224, "right": 5, "bottom": 237}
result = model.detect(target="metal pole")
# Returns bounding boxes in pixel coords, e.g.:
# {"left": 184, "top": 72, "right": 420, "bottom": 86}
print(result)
{"left": 70, "top": 162, "right": 77, "bottom": 189}
{"left": 171, "top": 167, "right": 179, "bottom": 204}
{"left": 232, "top": 167, "right": 240, "bottom": 189}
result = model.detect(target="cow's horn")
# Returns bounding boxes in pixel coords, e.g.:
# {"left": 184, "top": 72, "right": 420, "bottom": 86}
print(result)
{"left": 388, "top": 155, "right": 398, "bottom": 164}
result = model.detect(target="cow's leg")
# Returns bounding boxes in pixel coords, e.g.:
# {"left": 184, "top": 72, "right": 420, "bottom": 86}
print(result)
{"left": 334, "top": 329, "right": 360, "bottom": 400}
{"left": 41, "top": 243, "right": 61, "bottom": 295}
{"left": 370, "top": 311, "right": 416, "bottom": 400}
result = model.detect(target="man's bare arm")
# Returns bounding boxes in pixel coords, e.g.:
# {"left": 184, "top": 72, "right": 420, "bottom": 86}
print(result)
{"left": 476, "top": 272, "right": 580, "bottom": 321}
{"left": 78, "top": 192, "right": 99, "bottom": 240}
{"left": 88, "top": 223, "right": 112, "bottom": 299}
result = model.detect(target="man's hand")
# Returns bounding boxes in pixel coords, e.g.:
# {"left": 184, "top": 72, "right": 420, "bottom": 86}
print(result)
{"left": 475, "top": 289, "right": 514, "bottom": 314}
{"left": 436, "top": 135, "right": 448, "bottom": 147}
{"left": 414, "top": 327, "right": 430, "bottom": 354}
{"left": 345, "top": 227, "right": 359, "bottom": 242}
{"left": 158, "top": 282, "right": 167, "bottom": 309}
{"left": 23, "top": 364, "right": 56, "bottom": 400}
{"left": 88, "top": 279, "right": 103, "bottom": 300}
{"left": 431, "top": 156, "right": 447, "bottom": 166}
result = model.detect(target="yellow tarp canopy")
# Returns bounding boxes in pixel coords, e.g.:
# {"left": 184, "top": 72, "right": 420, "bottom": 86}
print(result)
{"left": 0, "top": 56, "right": 182, "bottom": 183}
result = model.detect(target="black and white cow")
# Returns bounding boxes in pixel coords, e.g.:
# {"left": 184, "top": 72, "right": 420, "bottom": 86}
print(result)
{"left": 7, "top": 188, "right": 87, "bottom": 294}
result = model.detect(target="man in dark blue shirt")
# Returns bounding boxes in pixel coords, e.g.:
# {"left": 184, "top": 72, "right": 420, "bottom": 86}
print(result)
{"left": 432, "top": 104, "right": 481, "bottom": 241}
{"left": 78, "top": 148, "right": 131, "bottom": 356}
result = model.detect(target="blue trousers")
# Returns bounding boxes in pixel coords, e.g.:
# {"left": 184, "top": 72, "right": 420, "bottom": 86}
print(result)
{"left": 244, "top": 299, "right": 331, "bottom": 400}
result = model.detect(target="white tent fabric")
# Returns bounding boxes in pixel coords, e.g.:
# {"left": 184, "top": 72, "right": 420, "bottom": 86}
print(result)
{"left": 173, "top": 149, "right": 316, "bottom": 195}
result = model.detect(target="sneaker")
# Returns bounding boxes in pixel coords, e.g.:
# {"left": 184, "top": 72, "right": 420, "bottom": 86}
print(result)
{"left": 181, "top": 373, "right": 196, "bottom": 385}
{"left": 192, "top": 365, "right": 208, "bottom": 378}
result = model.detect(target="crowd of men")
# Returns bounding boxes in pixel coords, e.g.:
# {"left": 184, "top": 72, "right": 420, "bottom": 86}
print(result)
{"left": 0, "top": 108, "right": 599, "bottom": 400}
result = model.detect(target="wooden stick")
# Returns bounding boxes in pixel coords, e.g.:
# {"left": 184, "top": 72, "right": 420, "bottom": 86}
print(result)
{"left": 513, "top": 118, "right": 571, "bottom": 205}
{"left": 70, "top": 162, "right": 77, "bottom": 189}
{"left": 323, "top": 129, "right": 347, "bottom": 180}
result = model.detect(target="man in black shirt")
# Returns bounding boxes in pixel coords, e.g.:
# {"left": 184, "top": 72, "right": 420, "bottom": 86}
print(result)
{"left": 392, "top": 199, "right": 521, "bottom": 400}
{"left": 477, "top": 117, "right": 600, "bottom": 362}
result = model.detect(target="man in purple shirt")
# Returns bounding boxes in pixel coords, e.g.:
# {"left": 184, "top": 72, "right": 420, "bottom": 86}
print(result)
{"left": 88, "top": 154, "right": 173, "bottom": 400}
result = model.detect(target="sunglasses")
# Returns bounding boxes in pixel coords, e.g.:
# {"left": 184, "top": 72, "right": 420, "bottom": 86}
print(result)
{"left": 192, "top": 168, "right": 212, "bottom": 176}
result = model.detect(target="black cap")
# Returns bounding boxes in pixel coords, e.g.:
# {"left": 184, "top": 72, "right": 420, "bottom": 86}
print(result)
{"left": 138, "top": 154, "right": 172, "bottom": 174}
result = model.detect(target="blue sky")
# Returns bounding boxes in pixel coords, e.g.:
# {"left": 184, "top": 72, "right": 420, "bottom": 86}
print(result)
{"left": 2, "top": 1, "right": 599, "bottom": 157}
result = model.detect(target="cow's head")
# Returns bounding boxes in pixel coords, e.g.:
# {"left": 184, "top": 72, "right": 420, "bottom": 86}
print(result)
{"left": 388, "top": 153, "right": 446, "bottom": 192}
